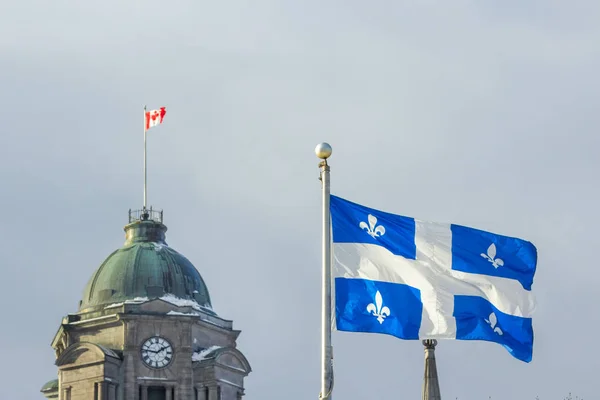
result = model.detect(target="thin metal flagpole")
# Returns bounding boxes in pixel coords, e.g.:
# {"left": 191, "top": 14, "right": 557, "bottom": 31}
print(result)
{"left": 316, "top": 142, "right": 334, "bottom": 400}
{"left": 143, "top": 105, "right": 147, "bottom": 210}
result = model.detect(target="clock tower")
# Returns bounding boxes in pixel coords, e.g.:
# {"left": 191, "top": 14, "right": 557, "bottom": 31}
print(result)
{"left": 40, "top": 209, "right": 251, "bottom": 400}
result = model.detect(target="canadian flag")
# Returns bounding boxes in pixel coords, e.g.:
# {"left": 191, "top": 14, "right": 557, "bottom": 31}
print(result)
{"left": 145, "top": 107, "right": 167, "bottom": 130}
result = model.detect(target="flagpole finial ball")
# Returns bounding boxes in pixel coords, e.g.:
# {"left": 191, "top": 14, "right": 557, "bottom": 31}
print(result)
{"left": 315, "top": 142, "right": 332, "bottom": 159}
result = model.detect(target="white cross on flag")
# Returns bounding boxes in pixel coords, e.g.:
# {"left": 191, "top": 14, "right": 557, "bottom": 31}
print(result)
{"left": 145, "top": 107, "right": 167, "bottom": 130}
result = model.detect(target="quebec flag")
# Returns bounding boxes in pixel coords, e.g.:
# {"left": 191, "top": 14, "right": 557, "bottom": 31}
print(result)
{"left": 331, "top": 195, "right": 537, "bottom": 362}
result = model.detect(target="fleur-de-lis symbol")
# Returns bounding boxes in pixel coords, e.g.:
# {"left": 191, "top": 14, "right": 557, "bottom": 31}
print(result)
{"left": 480, "top": 243, "right": 504, "bottom": 269}
{"left": 484, "top": 312, "right": 503, "bottom": 335}
{"left": 366, "top": 291, "right": 390, "bottom": 324}
{"left": 360, "top": 214, "right": 386, "bottom": 238}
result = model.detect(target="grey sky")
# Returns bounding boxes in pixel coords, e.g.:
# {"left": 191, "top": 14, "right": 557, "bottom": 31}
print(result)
{"left": 1, "top": 1, "right": 598, "bottom": 398}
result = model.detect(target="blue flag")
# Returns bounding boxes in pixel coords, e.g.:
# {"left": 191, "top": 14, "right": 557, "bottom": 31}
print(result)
{"left": 330, "top": 195, "right": 537, "bottom": 362}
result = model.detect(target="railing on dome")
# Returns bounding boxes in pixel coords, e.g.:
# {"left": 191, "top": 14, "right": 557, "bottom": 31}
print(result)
{"left": 128, "top": 207, "right": 163, "bottom": 223}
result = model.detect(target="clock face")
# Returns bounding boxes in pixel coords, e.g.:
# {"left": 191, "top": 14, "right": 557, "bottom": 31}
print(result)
{"left": 141, "top": 337, "right": 173, "bottom": 368}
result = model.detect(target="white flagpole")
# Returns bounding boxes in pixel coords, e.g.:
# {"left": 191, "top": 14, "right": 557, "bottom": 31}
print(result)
{"left": 143, "top": 105, "right": 147, "bottom": 210}
{"left": 316, "top": 142, "right": 334, "bottom": 400}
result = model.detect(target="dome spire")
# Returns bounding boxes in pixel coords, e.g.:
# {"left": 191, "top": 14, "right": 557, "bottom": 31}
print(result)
{"left": 422, "top": 339, "right": 442, "bottom": 400}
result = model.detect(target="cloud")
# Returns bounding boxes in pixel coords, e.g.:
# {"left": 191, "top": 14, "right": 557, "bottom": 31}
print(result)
{"left": 0, "top": 1, "right": 598, "bottom": 398}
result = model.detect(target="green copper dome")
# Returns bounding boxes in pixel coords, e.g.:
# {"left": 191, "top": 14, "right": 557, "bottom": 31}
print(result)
{"left": 79, "top": 217, "right": 211, "bottom": 312}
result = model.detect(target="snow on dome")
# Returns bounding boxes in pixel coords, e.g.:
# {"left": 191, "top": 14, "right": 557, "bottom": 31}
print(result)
{"left": 104, "top": 297, "right": 149, "bottom": 309}
{"left": 192, "top": 346, "right": 222, "bottom": 362}
{"left": 160, "top": 293, "right": 212, "bottom": 311}
{"left": 166, "top": 311, "right": 201, "bottom": 316}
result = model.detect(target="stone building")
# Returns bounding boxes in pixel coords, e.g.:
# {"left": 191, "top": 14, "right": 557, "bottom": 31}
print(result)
{"left": 40, "top": 209, "right": 251, "bottom": 400}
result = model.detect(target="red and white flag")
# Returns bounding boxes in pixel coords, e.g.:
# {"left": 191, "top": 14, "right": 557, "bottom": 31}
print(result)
{"left": 145, "top": 107, "right": 166, "bottom": 130}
